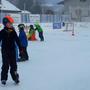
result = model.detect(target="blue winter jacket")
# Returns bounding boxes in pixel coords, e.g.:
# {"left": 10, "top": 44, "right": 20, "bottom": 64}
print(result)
{"left": 19, "top": 30, "right": 28, "bottom": 47}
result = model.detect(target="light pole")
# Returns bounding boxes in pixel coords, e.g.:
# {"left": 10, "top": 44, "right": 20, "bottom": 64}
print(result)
{"left": 23, "top": 2, "right": 26, "bottom": 23}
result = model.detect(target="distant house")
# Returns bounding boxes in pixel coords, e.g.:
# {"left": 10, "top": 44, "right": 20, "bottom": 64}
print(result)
{"left": 63, "top": 0, "right": 90, "bottom": 21}
{"left": 21, "top": 10, "right": 31, "bottom": 23}
{"left": 41, "top": 4, "right": 55, "bottom": 14}
{"left": 0, "top": 0, "right": 21, "bottom": 23}
{"left": 41, "top": 3, "right": 64, "bottom": 15}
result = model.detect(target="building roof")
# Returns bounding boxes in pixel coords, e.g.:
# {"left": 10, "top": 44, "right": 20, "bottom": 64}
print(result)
{"left": 21, "top": 10, "right": 31, "bottom": 14}
{"left": 57, "top": 1, "right": 64, "bottom": 5}
{"left": 1, "top": 0, "right": 21, "bottom": 11}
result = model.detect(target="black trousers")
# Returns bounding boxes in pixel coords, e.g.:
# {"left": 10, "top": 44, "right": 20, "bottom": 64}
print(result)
{"left": 20, "top": 47, "right": 28, "bottom": 60}
{"left": 39, "top": 32, "right": 44, "bottom": 41}
{"left": 1, "top": 49, "right": 18, "bottom": 81}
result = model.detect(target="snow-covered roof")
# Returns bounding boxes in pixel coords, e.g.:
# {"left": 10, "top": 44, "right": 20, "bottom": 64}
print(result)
{"left": 57, "top": 1, "right": 64, "bottom": 5}
{"left": 1, "top": 0, "right": 21, "bottom": 11}
{"left": 21, "top": 10, "right": 31, "bottom": 14}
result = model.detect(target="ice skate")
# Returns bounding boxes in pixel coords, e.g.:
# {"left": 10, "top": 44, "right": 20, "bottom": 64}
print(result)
{"left": 1, "top": 80, "right": 6, "bottom": 85}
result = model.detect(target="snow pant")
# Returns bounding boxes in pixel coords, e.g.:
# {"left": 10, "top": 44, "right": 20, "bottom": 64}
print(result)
{"left": 28, "top": 32, "right": 37, "bottom": 41}
{"left": 39, "top": 32, "right": 44, "bottom": 41}
{"left": 1, "top": 49, "right": 18, "bottom": 81}
{"left": 19, "top": 47, "right": 28, "bottom": 60}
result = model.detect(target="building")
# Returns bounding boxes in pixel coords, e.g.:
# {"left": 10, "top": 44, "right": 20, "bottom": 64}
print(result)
{"left": 0, "top": 0, "right": 21, "bottom": 23}
{"left": 41, "top": 3, "right": 64, "bottom": 15}
{"left": 40, "top": 4, "right": 61, "bottom": 22}
{"left": 63, "top": 0, "right": 90, "bottom": 21}
{"left": 21, "top": 10, "right": 31, "bottom": 23}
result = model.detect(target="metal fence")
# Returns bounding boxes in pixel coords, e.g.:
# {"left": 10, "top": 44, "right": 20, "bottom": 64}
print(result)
{"left": 0, "top": 13, "right": 72, "bottom": 24}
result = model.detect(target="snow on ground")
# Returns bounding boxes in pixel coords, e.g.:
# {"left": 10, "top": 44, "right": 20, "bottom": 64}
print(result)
{"left": 0, "top": 23, "right": 90, "bottom": 90}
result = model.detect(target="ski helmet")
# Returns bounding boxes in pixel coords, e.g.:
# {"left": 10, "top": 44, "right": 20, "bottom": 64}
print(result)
{"left": 3, "top": 16, "right": 14, "bottom": 25}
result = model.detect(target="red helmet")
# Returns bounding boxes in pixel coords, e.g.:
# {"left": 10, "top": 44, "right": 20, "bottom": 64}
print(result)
{"left": 5, "top": 16, "right": 14, "bottom": 23}
{"left": 3, "top": 16, "right": 14, "bottom": 26}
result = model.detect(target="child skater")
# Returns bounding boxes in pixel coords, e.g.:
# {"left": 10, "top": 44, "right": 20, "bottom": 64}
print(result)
{"left": 0, "top": 16, "right": 23, "bottom": 85}
{"left": 18, "top": 24, "right": 29, "bottom": 61}
{"left": 34, "top": 23, "right": 44, "bottom": 41}
{"left": 28, "top": 25, "right": 37, "bottom": 41}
